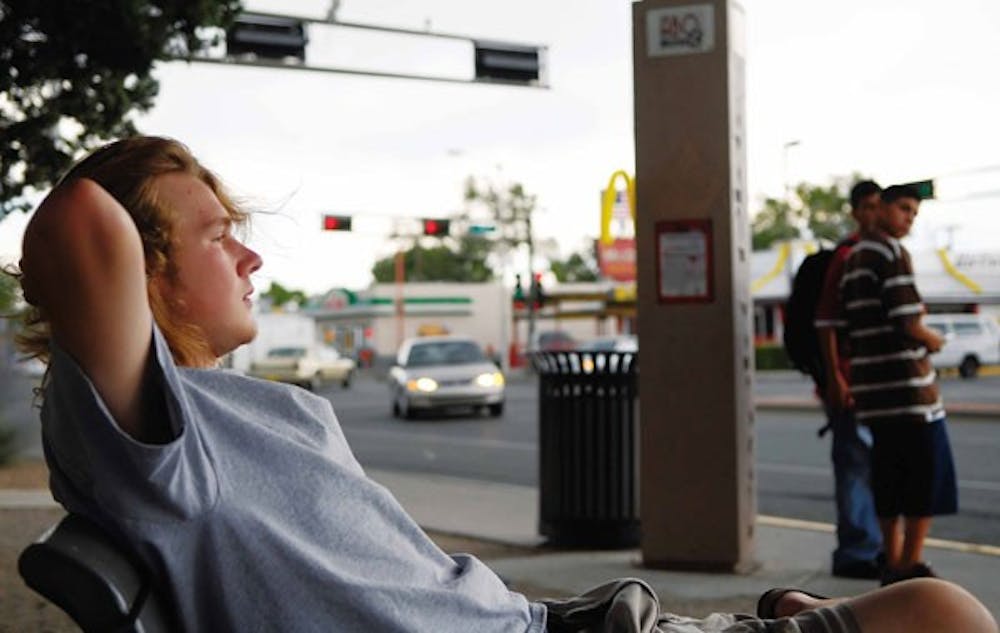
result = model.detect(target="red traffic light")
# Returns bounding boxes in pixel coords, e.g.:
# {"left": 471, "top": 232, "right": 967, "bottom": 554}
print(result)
{"left": 422, "top": 218, "right": 450, "bottom": 236}
{"left": 322, "top": 215, "right": 352, "bottom": 231}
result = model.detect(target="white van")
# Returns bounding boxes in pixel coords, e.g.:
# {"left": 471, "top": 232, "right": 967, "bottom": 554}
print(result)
{"left": 923, "top": 313, "right": 1000, "bottom": 378}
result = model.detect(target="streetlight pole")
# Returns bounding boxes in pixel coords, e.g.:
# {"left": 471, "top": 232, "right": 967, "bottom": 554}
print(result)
{"left": 782, "top": 139, "right": 801, "bottom": 201}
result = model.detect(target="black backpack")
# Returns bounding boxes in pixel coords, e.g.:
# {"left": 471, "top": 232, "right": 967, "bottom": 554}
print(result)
{"left": 782, "top": 237, "right": 857, "bottom": 389}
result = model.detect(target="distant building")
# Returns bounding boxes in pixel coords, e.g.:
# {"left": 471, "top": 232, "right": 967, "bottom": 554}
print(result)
{"left": 751, "top": 242, "right": 1000, "bottom": 343}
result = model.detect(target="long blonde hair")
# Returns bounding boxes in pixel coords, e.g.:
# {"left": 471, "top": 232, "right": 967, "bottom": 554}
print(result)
{"left": 14, "top": 136, "right": 250, "bottom": 367}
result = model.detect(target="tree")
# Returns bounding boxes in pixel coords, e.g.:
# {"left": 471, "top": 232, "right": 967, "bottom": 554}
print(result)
{"left": 751, "top": 175, "right": 864, "bottom": 250}
{"left": 463, "top": 176, "right": 536, "bottom": 256}
{"left": 0, "top": 272, "right": 17, "bottom": 314}
{"left": 371, "top": 239, "right": 494, "bottom": 283}
{"left": 550, "top": 251, "right": 598, "bottom": 283}
{"left": 0, "top": 0, "right": 242, "bottom": 217}
{"left": 260, "top": 281, "right": 307, "bottom": 309}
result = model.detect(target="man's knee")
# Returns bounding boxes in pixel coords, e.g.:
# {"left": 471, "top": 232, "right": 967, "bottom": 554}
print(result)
{"left": 894, "top": 579, "right": 997, "bottom": 632}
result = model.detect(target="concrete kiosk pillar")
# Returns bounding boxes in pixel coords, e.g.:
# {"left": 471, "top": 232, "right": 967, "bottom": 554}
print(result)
{"left": 633, "top": 0, "right": 756, "bottom": 571}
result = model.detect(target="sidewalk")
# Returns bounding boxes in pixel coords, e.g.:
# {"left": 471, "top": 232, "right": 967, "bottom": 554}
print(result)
{"left": 755, "top": 395, "right": 1000, "bottom": 417}
{"left": 3, "top": 467, "right": 998, "bottom": 622}
{"left": 366, "top": 468, "right": 1000, "bottom": 618}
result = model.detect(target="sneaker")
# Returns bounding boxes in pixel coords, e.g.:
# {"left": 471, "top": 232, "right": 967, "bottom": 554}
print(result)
{"left": 832, "top": 558, "right": 882, "bottom": 580}
{"left": 881, "top": 561, "right": 938, "bottom": 586}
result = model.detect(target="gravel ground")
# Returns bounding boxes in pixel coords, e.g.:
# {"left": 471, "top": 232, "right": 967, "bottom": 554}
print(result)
{"left": 0, "top": 459, "right": 554, "bottom": 632}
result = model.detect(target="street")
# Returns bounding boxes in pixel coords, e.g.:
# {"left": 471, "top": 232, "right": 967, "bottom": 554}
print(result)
{"left": 331, "top": 373, "right": 1000, "bottom": 547}
{"left": 4, "top": 368, "right": 999, "bottom": 546}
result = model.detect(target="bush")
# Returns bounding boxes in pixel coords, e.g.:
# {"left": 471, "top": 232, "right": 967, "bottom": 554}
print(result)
{"left": 755, "top": 344, "right": 793, "bottom": 371}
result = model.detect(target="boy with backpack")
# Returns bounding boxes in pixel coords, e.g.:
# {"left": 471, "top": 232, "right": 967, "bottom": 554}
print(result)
{"left": 785, "top": 180, "right": 884, "bottom": 579}
{"left": 838, "top": 183, "right": 957, "bottom": 585}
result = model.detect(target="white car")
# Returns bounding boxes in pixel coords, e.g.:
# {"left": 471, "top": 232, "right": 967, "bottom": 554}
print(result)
{"left": 389, "top": 336, "right": 505, "bottom": 419}
{"left": 249, "top": 346, "right": 356, "bottom": 390}
{"left": 924, "top": 313, "right": 1000, "bottom": 378}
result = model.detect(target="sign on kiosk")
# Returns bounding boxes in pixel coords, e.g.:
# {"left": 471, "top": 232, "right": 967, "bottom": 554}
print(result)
{"left": 599, "top": 170, "right": 638, "bottom": 282}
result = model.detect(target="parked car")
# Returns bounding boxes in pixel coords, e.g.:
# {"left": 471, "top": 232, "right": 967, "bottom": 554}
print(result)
{"left": 248, "top": 346, "right": 356, "bottom": 390}
{"left": 924, "top": 313, "right": 1000, "bottom": 378}
{"left": 389, "top": 336, "right": 505, "bottom": 419}
{"left": 528, "top": 330, "right": 577, "bottom": 352}
{"left": 576, "top": 334, "right": 638, "bottom": 353}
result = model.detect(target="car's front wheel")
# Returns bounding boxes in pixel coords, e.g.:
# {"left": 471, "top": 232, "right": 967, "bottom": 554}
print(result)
{"left": 393, "top": 392, "right": 415, "bottom": 420}
{"left": 342, "top": 370, "right": 353, "bottom": 388}
{"left": 959, "top": 355, "right": 980, "bottom": 379}
{"left": 488, "top": 403, "right": 504, "bottom": 417}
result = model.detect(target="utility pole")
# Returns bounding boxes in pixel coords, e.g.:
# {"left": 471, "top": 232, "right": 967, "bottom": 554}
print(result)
{"left": 526, "top": 213, "right": 537, "bottom": 350}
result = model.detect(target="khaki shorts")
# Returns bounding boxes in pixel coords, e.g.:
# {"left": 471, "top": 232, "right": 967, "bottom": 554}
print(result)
{"left": 541, "top": 579, "right": 860, "bottom": 633}
{"left": 661, "top": 605, "right": 860, "bottom": 633}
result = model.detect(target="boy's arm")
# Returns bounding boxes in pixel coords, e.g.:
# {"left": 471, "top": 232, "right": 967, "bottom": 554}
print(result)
{"left": 818, "top": 327, "right": 852, "bottom": 409}
{"left": 902, "top": 317, "right": 945, "bottom": 353}
{"left": 815, "top": 246, "right": 852, "bottom": 409}
{"left": 20, "top": 178, "right": 165, "bottom": 443}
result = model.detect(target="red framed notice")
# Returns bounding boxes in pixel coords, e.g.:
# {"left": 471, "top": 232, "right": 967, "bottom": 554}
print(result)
{"left": 655, "top": 219, "right": 714, "bottom": 303}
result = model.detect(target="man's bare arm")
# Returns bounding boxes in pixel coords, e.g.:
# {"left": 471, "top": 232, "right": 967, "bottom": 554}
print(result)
{"left": 20, "top": 178, "right": 164, "bottom": 442}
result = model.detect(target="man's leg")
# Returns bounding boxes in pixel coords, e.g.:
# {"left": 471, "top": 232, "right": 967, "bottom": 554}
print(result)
{"left": 774, "top": 579, "right": 997, "bottom": 633}
{"left": 879, "top": 517, "right": 903, "bottom": 569}
{"left": 829, "top": 406, "right": 882, "bottom": 576}
{"left": 901, "top": 516, "right": 933, "bottom": 568}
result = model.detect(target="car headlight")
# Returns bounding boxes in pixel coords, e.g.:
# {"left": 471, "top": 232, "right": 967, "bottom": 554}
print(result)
{"left": 406, "top": 377, "right": 438, "bottom": 392}
{"left": 475, "top": 372, "right": 505, "bottom": 388}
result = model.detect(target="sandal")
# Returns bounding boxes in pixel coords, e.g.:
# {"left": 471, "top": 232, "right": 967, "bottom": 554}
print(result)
{"left": 756, "top": 587, "right": 830, "bottom": 619}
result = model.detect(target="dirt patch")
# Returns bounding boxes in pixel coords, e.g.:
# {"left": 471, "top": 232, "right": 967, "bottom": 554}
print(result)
{"left": 0, "top": 458, "right": 48, "bottom": 489}
{"left": 0, "top": 507, "right": 79, "bottom": 633}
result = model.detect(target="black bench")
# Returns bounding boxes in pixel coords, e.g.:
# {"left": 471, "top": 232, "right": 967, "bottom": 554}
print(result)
{"left": 19, "top": 514, "right": 175, "bottom": 632}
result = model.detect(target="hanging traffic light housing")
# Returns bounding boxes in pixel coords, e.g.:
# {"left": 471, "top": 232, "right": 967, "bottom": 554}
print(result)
{"left": 227, "top": 14, "right": 308, "bottom": 62}
{"left": 422, "top": 218, "right": 451, "bottom": 237}
{"left": 322, "top": 215, "right": 352, "bottom": 231}
{"left": 473, "top": 41, "right": 542, "bottom": 85}
{"left": 900, "top": 179, "right": 935, "bottom": 200}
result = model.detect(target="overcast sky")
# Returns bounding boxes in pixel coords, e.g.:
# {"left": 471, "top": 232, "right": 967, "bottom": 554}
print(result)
{"left": 2, "top": 0, "right": 999, "bottom": 294}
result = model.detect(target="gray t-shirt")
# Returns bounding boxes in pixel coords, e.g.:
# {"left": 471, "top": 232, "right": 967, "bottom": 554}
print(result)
{"left": 42, "top": 326, "right": 546, "bottom": 632}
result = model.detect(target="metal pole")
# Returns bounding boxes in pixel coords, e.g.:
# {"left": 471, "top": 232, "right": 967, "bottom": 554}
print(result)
{"left": 395, "top": 248, "right": 405, "bottom": 348}
{"left": 526, "top": 214, "right": 537, "bottom": 351}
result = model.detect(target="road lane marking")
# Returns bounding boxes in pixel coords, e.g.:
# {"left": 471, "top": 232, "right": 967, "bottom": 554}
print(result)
{"left": 759, "top": 462, "right": 1000, "bottom": 493}
{"left": 759, "top": 514, "right": 1000, "bottom": 557}
{"left": 344, "top": 428, "right": 536, "bottom": 452}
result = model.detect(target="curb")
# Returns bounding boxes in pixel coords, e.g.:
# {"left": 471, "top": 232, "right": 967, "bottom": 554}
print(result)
{"left": 755, "top": 398, "right": 1000, "bottom": 419}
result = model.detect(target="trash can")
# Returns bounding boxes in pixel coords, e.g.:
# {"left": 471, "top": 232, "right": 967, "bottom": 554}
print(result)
{"left": 532, "top": 350, "right": 639, "bottom": 548}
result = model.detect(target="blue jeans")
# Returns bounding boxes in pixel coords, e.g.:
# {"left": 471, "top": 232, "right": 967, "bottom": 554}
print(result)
{"left": 827, "top": 406, "right": 882, "bottom": 568}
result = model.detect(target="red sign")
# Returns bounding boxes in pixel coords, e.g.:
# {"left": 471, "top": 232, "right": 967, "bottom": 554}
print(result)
{"left": 598, "top": 238, "right": 637, "bottom": 282}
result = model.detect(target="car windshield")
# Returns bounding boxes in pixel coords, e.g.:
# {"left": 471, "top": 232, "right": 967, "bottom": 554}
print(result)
{"left": 268, "top": 347, "right": 307, "bottom": 358}
{"left": 406, "top": 341, "right": 485, "bottom": 367}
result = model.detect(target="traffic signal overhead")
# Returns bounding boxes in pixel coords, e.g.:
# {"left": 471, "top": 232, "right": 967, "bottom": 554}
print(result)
{"left": 422, "top": 218, "right": 451, "bottom": 237}
{"left": 901, "top": 179, "right": 935, "bottom": 200}
{"left": 322, "top": 215, "right": 352, "bottom": 231}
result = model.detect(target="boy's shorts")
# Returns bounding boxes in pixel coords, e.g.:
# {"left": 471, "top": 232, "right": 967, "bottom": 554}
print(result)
{"left": 869, "top": 418, "right": 958, "bottom": 517}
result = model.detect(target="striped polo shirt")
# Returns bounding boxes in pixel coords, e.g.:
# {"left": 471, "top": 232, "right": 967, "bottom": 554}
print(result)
{"left": 838, "top": 233, "right": 945, "bottom": 425}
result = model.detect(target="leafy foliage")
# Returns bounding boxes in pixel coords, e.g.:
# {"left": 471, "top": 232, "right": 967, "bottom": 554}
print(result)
{"left": 752, "top": 174, "right": 864, "bottom": 250}
{"left": 371, "top": 239, "right": 494, "bottom": 283}
{"left": 464, "top": 176, "right": 536, "bottom": 254}
{"left": 0, "top": 272, "right": 17, "bottom": 313}
{"left": 260, "top": 281, "right": 307, "bottom": 309}
{"left": 550, "top": 251, "right": 598, "bottom": 283}
{"left": 0, "top": 0, "right": 242, "bottom": 216}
